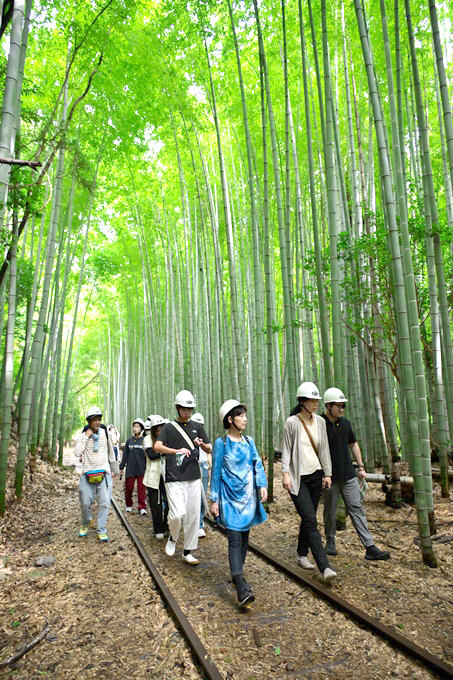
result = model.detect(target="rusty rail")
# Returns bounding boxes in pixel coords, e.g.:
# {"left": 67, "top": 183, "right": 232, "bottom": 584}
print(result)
{"left": 111, "top": 497, "right": 223, "bottom": 680}
{"left": 206, "top": 517, "right": 453, "bottom": 679}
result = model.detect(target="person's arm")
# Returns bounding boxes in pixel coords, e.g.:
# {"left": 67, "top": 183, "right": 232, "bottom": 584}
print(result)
{"left": 107, "top": 431, "right": 115, "bottom": 464}
{"left": 209, "top": 439, "right": 225, "bottom": 517}
{"left": 194, "top": 424, "right": 212, "bottom": 453}
{"left": 282, "top": 420, "right": 293, "bottom": 492}
{"left": 317, "top": 418, "right": 332, "bottom": 489}
{"left": 120, "top": 441, "right": 129, "bottom": 471}
{"left": 153, "top": 440, "right": 190, "bottom": 456}
{"left": 250, "top": 437, "right": 268, "bottom": 502}
{"left": 146, "top": 447, "right": 160, "bottom": 460}
{"left": 349, "top": 441, "right": 366, "bottom": 478}
{"left": 74, "top": 431, "right": 89, "bottom": 460}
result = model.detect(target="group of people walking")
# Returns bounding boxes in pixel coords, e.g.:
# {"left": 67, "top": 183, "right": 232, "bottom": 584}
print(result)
{"left": 75, "top": 382, "right": 389, "bottom": 605}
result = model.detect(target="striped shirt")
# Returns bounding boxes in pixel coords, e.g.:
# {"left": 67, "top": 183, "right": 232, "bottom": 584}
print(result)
{"left": 74, "top": 427, "right": 116, "bottom": 474}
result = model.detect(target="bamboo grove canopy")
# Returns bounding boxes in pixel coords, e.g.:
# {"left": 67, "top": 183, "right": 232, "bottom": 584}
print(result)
{"left": 0, "top": 0, "right": 453, "bottom": 566}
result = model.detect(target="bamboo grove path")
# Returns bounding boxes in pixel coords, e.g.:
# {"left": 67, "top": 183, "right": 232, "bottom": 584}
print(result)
{"left": 111, "top": 492, "right": 453, "bottom": 680}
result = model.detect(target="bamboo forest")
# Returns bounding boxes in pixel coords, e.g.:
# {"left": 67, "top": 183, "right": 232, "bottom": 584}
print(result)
{"left": 1, "top": 0, "right": 453, "bottom": 575}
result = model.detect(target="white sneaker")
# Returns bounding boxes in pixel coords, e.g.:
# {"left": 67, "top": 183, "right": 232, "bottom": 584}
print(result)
{"left": 139, "top": 509, "right": 147, "bottom": 515}
{"left": 182, "top": 553, "right": 199, "bottom": 565}
{"left": 198, "top": 528, "right": 206, "bottom": 538}
{"left": 165, "top": 537, "right": 176, "bottom": 557}
{"left": 155, "top": 533, "right": 164, "bottom": 540}
{"left": 323, "top": 568, "right": 337, "bottom": 583}
{"left": 125, "top": 507, "right": 132, "bottom": 513}
{"left": 297, "top": 555, "right": 315, "bottom": 570}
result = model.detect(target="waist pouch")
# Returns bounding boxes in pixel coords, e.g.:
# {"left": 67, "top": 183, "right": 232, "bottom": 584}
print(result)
{"left": 86, "top": 469, "right": 105, "bottom": 484}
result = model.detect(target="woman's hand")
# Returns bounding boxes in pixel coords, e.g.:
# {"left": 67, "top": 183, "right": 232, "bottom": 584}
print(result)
{"left": 260, "top": 487, "right": 268, "bottom": 502}
{"left": 322, "top": 476, "right": 332, "bottom": 489}
{"left": 282, "top": 472, "right": 292, "bottom": 492}
{"left": 210, "top": 501, "right": 219, "bottom": 518}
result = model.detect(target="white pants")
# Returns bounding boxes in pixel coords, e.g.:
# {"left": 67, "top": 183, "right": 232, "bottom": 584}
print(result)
{"left": 165, "top": 478, "right": 201, "bottom": 551}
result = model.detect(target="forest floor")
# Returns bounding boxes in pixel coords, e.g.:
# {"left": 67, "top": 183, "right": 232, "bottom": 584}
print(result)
{"left": 0, "top": 449, "right": 452, "bottom": 679}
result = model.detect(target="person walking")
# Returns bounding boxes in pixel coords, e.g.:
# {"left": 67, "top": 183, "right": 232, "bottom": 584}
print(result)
{"left": 210, "top": 400, "right": 267, "bottom": 606}
{"left": 120, "top": 418, "right": 147, "bottom": 515}
{"left": 282, "top": 382, "right": 337, "bottom": 582}
{"left": 108, "top": 424, "right": 120, "bottom": 461}
{"left": 321, "top": 388, "right": 390, "bottom": 561}
{"left": 191, "top": 412, "right": 212, "bottom": 538}
{"left": 154, "top": 390, "right": 211, "bottom": 565}
{"left": 143, "top": 415, "right": 168, "bottom": 539}
{"left": 75, "top": 406, "right": 116, "bottom": 542}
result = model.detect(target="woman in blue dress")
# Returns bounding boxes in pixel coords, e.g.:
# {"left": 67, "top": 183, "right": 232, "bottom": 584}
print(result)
{"left": 210, "top": 400, "right": 268, "bottom": 605}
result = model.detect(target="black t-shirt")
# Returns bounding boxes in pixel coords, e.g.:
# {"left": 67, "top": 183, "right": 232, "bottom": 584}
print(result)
{"left": 157, "top": 420, "right": 210, "bottom": 483}
{"left": 120, "top": 435, "right": 145, "bottom": 478}
{"left": 321, "top": 414, "right": 356, "bottom": 483}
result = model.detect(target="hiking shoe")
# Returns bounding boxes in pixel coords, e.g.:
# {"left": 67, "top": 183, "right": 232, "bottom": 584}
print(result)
{"left": 325, "top": 540, "right": 338, "bottom": 556}
{"left": 365, "top": 545, "right": 390, "bottom": 561}
{"left": 233, "top": 575, "right": 255, "bottom": 605}
{"left": 181, "top": 552, "right": 199, "bottom": 565}
{"left": 79, "top": 525, "right": 90, "bottom": 537}
{"left": 198, "top": 527, "right": 206, "bottom": 538}
{"left": 139, "top": 509, "right": 147, "bottom": 516}
{"left": 165, "top": 537, "right": 176, "bottom": 557}
{"left": 297, "top": 555, "right": 316, "bottom": 570}
{"left": 98, "top": 533, "right": 109, "bottom": 542}
{"left": 125, "top": 507, "right": 132, "bottom": 513}
{"left": 322, "top": 568, "right": 337, "bottom": 583}
{"left": 155, "top": 533, "right": 164, "bottom": 540}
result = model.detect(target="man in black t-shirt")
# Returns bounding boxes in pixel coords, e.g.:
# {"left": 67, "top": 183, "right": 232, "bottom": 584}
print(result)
{"left": 321, "top": 388, "right": 390, "bottom": 561}
{"left": 154, "top": 390, "right": 211, "bottom": 565}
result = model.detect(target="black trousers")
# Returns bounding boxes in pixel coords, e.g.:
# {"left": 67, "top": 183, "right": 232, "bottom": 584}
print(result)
{"left": 290, "top": 470, "right": 330, "bottom": 572}
{"left": 148, "top": 478, "right": 168, "bottom": 535}
{"left": 226, "top": 528, "right": 250, "bottom": 577}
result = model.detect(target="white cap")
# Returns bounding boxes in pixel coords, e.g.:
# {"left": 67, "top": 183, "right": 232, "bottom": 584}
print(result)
{"left": 175, "top": 390, "right": 196, "bottom": 408}
{"left": 323, "top": 387, "right": 348, "bottom": 403}
{"left": 219, "top": 399, "right": 246, "bottom": 423}
{"left": 191, "top": 412, "right": 204, "bottom": 425}
{"left": 296, "top": 382, "right": 321, "bottom": 399}
{"left": 144, "top": 420, "right": 151, "bottom": 430}
{"left": 86, "top": 406, "right": 102, "bottom": 421}
{"left": 133, "top": 417, "right": 145, "bottom": 429}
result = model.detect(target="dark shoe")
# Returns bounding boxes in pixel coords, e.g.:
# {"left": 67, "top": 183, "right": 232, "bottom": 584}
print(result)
{"left": 365, "top": 545, "right": 390, "bottom": 561}
{"left": 325, "top": 540, "right": 338, "bottom": 556}
{"left": 233, "top": 575, "right": 255, "bottom": 605}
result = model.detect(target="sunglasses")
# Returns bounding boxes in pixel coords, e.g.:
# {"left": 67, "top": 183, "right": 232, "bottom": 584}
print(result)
{"left": 332, "top": 403, "right": 346, "bottom": 409}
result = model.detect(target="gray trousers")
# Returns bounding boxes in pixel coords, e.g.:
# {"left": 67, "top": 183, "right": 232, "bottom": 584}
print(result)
{"left": 79, "top": 472, "right": 112, "bottom": 534}
{"left": 323, "top": 476, "right": 374, "bottom": 548}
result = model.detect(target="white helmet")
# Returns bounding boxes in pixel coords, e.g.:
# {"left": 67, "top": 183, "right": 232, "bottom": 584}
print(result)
{"left": 133, "top": 417, "right": 145, "bottom": 429}
{"left": 219, "top": 399, "right": 246, "bottom": 423}
{"left": 149, "top": 414, "right": 166, "bottom": 428}
{"left": 144, "top": 420, "right": 151, "bottom": 430}
{"left": 175, "top": 390, "right": 196, "bottom": 408}
{"left": 323, "top": 387, "right": 348, "bottom": 403}
{"left": 296, "top": 382, "right": 321, "bottom": 399}
{"left": 86, "top": 406, "right": 102, "bottom": 421}
{"left": 191, "top": 412, "right": 204, "bottom": 425}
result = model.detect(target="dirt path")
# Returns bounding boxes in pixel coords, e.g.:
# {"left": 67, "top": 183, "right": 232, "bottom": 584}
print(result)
{"left": 1, "top": 457, "right": 452, "bottom": 679}
{"left": 0, "top": 461, "right": 200, "bottom": 679}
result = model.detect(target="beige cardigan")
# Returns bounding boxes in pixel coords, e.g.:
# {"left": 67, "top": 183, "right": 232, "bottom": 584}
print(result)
{"left": 281, "top": 413, "right": 332, "bottom": 495}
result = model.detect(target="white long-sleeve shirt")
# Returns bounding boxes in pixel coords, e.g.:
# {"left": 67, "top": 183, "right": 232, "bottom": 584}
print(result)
{"left": 282, "top": 414, "right": 332, "bottom": 495}
{"left": 74, "top": 426, "right": 116, "bottom": 474}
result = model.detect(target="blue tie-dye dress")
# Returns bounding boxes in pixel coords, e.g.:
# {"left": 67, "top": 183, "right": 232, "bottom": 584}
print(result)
{"left": 210, "top": 435, "right": 267, "bottom": 531}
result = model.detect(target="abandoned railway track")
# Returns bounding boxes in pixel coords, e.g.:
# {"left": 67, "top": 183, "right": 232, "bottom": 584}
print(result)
{"left": 112, "top": 495, "right": 453, "bottom": 680}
